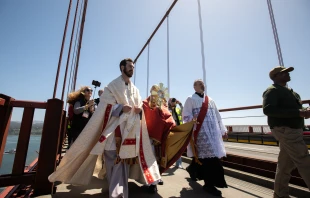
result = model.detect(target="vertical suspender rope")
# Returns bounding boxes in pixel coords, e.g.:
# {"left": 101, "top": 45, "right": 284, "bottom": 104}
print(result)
{"left": 61, "top": 0, "right": 80, "bottom": 102}
{"left": 70, "top": 0, "right": 84, "bottom": 93}
{"left": 147, "top": 44, "right": 150, "bottom": 98}
{"left": 65, "top": 0, "right": 84, "bottom": 110}
{"left": 134, "top": 0, "right": 178, "bottom": 64}
{"left": 134, "top": 62, "right": 137, "bottom": 84}
{"left": 267, "top": 0, "right": 284, "bottom": 66}
{"left": 53, "top": 0, "right": 72, "bottom": 98}
{"left": 133, "top": 0, "right": 178, "bottom": 93}
{"left": 167, "top": 15, "right": 170, "bottom": 96}
{"left": 73, "top": 0, "right": 88, "bottom": 91}
{"left": 197, "top": 0, "right": 207, "bottom": 94}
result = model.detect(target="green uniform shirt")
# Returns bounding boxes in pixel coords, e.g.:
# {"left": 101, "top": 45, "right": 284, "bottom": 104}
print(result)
{"left": 262, "top": 84, "right": 304, "bottom": 129}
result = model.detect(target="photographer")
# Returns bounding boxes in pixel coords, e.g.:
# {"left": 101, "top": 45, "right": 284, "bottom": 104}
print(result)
{"left": 169, "top": 98, "right": 183, "bottom": 125}
{"left": 94, "top": 89, "right": 104, "bottom": 106}
{"left": 67, "top": 86, "right": 95, "bottom": 143}
{"left": 168, "top": 97, "right": 184, "bottom": 168}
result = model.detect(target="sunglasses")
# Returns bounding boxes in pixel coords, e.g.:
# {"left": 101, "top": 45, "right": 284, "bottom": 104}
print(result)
{"left": 85, "top": 88, "right": 93, "bottom": 92}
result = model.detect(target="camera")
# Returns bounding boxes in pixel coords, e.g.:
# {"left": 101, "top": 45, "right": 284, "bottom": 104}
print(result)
{"left": 92, "top": 80, "right": 101, "bottom": 87}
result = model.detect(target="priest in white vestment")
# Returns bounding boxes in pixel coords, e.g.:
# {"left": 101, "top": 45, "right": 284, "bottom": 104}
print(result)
{"left": 49, "top": 58, "right": 161, "bottom": 198}
{"left": 183, "top": 79, "right": 228, "bottom": 197}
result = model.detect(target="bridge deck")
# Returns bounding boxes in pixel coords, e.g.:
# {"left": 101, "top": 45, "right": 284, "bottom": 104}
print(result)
{"left": 37, "top": 164, "right": 277, "bottom": 198}
{"left": 34, "top": 142, "right": 310, "bottom": 197}
{"left": 224, "top": 142, "right": 279, "bottom": 161}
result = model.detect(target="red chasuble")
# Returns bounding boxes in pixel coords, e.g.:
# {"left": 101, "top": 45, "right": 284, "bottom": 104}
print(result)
{"left": 142, "top": 97, "right": 176, "bottom": 144}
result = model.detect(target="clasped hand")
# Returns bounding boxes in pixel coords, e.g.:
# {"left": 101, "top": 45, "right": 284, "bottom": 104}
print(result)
{"left": 192, "top": 116, "right": 200, "bottom": 124}
{"left": 122, "top": 105, "right": 142, "bottom": 114}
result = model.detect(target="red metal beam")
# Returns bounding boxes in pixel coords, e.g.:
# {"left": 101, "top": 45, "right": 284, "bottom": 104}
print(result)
{"left": 219, "top": 100, "right": 310, "bottom": 112}
{"left": 12, "top": 107, "right": 35, "bottom": 175}
{"left": 10, "top": 100, "right": 47, "bottom": 109}
{"left": 0, "top": 172, "right": 36, "bottom": 187}
{"left": 134, "top": 0, "right": 178, "bottom": 63}
{"left": 24, "top": 158, "right": 38, "bottom": 172}
{"left": 0, "top": 158, "right": 38, "bottom": 197}
{"left": 223, "top": 153, "right": 306, "bottom": 187}
{"left": 0, "top": 186, "right": 17, "bottom": 198}
{"left": 220, "top": 105, "right": 262, "bottom": 112}
{"left": 0, "top": 94, "right": 14, "bottom": 166}
{"left": 34, "top": 99, "right": 64, "bottom": 196}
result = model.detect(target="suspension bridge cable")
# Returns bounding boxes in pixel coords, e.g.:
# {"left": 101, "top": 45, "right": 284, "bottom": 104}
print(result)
{"left": 267, "top": 0, "right": 281, "bottom": 65}
{"left": 134, "top": 61, "right": 137, "bottom": 84}
{"left": 267, "top": 0, "right": 284, "bottom": 66}
{"left": 69, "top": 0, "right": 84, "bottom": 93}
{"left": 146, "top": 44, "right": 150, "bottom": 98}
{"left": 197, "top": 0, "right": 207, "bottom": 94}
{"left": 53, "top": 0, "right": 72, "bottom": 98}
{"left": 61, "top": 0, "right": 80, "bottom": 102}
{"left": 134, "top": 0, "right": 178, "bottom": 63}
{"left": 73, "top": 0, "right": 88, "bottom": 91}
{"left": 167, "top": 15, "right": 170, "bottom": 96}
{"left": 270, "top": 0, "right": 284, "bottom": 66}
{"left": 65, "top": 0, "right": 84, "bottom": 110}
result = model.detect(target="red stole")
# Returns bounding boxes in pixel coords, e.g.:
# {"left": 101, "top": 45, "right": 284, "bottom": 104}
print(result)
{"left": 190, "top": 96, "right": 209, "bottom": 165}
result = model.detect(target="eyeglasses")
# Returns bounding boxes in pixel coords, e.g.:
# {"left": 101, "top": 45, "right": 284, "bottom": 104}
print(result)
{"left": 85, "top": 88, "right": 93, "bottom": 92}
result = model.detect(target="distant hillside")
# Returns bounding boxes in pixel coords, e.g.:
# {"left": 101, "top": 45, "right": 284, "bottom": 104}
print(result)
{"left": 8, "top": 121, "right": 43, "bottom": 135}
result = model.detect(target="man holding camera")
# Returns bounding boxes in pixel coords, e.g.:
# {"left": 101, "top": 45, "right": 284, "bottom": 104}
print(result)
{"left": 168, "top": 97, "right": 184, "bottom": 168}
{"left": 263, "top": 66, "right": 310, "bottom": 198}
{"left": 94, "top": 89, "right": 104, "bottom": 106}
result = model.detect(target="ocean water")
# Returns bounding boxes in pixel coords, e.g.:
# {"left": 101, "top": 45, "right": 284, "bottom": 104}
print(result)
{"left": 0, "top": 135, "right": 41, "bottom": 174}
{"left": 0, "top": 135, "right": 41, "bottom": 193}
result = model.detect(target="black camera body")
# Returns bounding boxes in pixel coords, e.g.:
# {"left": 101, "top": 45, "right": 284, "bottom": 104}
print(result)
{"left": 92, "top": 80, "right": 101, "bottom": 87}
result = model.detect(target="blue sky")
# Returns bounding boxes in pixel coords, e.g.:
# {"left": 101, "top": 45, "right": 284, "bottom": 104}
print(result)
{"left": 0, "top": 0, "right": 309, "bottom": 126}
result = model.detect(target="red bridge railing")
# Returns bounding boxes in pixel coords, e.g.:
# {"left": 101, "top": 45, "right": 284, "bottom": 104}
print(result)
{"left": 219, "top": 100, "right": 310, "bottom": 112}
{"left": 0, "top": 94, "right": 66, "bottom": 196}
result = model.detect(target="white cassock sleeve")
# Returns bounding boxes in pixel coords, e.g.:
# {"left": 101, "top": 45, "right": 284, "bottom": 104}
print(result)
{"left": 212, "top": 100, "right": 227, "bottom": 135}
{"left": 183, "top": 96, "right": 194, "bottom": 157}
{"left": 182, "top": 96, "right": 193, "bottom": 123}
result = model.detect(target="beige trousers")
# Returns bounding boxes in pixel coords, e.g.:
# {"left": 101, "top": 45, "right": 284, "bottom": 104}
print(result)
{"left": 271, "top": 127, "right": 310, "bottom": 197}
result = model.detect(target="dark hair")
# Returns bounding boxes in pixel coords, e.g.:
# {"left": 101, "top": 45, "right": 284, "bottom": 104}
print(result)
{"left": 171, "top": 98, "right": 176, "bottom": 102}
{"left": 119, "top": 58, "right": 134, "bottom": 72}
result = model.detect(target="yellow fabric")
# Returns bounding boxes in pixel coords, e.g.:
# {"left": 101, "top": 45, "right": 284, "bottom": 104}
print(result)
{"left": 161, "top": 121, "right": 194, "bottom": 168}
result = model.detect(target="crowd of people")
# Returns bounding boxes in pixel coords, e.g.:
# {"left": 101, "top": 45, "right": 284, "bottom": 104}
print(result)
{"left": 48, "top": 58, "right": 310, "bottom": 198}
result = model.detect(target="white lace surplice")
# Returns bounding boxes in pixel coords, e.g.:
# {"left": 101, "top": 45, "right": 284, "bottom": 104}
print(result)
{"left": 182, "top": 94, "right": 227, "bottom": 159}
